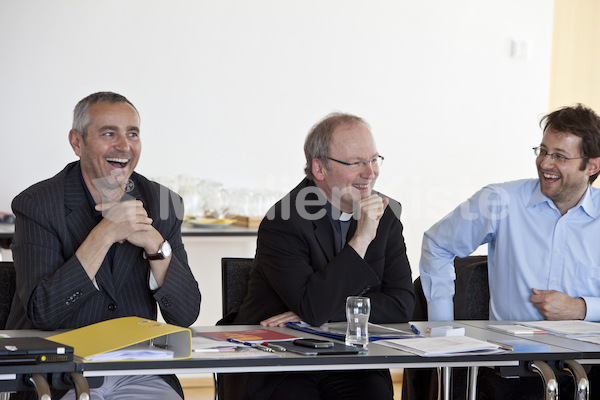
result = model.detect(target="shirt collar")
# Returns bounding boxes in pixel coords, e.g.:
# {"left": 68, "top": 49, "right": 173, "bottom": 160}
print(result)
{"left": 528, "top": 180, "right": 597, "bottom": 219}
{"left": 324, "top": 201, "right": 354, "bottom": 222}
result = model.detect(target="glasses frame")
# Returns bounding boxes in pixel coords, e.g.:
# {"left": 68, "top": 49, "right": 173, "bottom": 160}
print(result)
{"left": 324, "top": 155, "right": 384, "bottom": 169}
{"left": 533, "top": 147, "right": 588, "bottom": 163}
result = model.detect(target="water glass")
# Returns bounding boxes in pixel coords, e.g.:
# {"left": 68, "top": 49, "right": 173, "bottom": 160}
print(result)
{"left": 345, "top": 296, "right": 370, "bottom": 347}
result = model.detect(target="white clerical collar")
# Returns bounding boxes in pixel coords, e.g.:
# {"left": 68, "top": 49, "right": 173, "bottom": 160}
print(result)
{"left": 339, "top": 212, "right": 353, "bottom": 222}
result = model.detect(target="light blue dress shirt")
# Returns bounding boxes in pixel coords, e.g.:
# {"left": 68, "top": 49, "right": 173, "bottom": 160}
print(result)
{"left": 421, "top": 179, "right": 600, "bottom": 322}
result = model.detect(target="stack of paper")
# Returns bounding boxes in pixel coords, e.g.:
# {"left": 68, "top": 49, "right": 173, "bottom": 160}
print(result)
{"left": 487, "top": 324, "right": 546, "bottom": 335}
{"left": 377, "top": 336, "right": 501, "bottom": 357}
{"left": 521, "top": 321, "right": 600, "bottom": 337}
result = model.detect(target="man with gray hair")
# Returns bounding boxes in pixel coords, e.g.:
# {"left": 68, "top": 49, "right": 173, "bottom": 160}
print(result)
{"left": 7, "top": 91, "right": 200, "bottom": 399}
{"left": 220, "top": 112, "right": 415, "bottom": 400}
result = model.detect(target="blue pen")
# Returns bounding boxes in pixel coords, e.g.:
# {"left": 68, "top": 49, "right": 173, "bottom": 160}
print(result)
{"left": 227, "top": 338, "right": 274, "bottom": 352}
{"left": 410, "top": 324, "right": 421, "bottom": 335}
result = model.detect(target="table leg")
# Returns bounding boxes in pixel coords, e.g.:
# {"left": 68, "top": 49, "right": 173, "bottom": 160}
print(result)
{"left": 438, "top": 367, "right": 451, "bottom": 400}
{"left": 560, "top": 360, "right": 589, "bottom": 400}
{"left": 528, "top": 361, "right": 558, "bottom": 400}
{"left": 467, "top": 366, "right": 479, "bottom": 400}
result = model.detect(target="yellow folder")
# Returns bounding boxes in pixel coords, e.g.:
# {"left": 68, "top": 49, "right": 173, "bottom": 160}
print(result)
{"left": 47, "top": 316, "right": 191, "bottom": 362}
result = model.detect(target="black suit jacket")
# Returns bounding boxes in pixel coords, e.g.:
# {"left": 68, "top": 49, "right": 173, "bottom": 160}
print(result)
{"left": 7, "top": 161, "right": 201, "bottom": 330}
{"left": 230, "top": 178, "right": 414, "bottom": 326}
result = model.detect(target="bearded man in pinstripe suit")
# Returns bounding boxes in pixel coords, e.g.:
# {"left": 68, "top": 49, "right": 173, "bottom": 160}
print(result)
{"left": 7, "top": 92, "right": 201, "bottom": 400}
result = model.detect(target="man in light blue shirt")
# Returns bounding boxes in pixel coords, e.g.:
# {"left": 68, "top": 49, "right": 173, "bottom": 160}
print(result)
{"left": 420, "top": 104, "right": 600, "bottom": 400}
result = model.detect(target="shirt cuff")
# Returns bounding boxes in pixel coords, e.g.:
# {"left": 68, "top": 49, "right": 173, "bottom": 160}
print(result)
{"left": 149, "top": 271, "right": 159, "bottom": 291}
{"left": 582, "top": 296, "right": 600, "bottom": 321}
{"left": 427, "top": 299, "right": 454, "bottom": 321}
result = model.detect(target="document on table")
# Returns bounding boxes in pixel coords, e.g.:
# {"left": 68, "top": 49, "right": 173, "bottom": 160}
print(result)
{"left": 191, "top": 336, "right": 280, "bottom": 359}
{"left": 571, "top": 336, "right": 600, "bottom": 346}
{"left": 487, "top": 324, "right": 546, "bottom": 335}
{"left": 84, "top": 343, "right": 174, "bottom": 361}
{"left": 521, "top": 320, "right": 600, "bottom": 337}
{"left": 376, "top": 336, "right": 502, "bottom": 357}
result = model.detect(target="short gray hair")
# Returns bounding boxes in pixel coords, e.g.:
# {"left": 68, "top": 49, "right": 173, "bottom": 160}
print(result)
{"left": 72, "top": 92, "right": 138, "bottom": 138}
{"left": 303, "top": 112, "right": 369, "bottom": 180}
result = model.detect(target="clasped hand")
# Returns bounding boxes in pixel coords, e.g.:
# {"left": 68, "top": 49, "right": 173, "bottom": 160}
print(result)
{"left": 348, "top": 194, "right": 389, "bottom": 258}
{"left": 95, "top": 200, "right": 159, "bottom": 252}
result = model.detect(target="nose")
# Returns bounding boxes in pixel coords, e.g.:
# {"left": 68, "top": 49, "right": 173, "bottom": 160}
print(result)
{"left": 114, "top": 134, "right": 130, "bottom": 151}
{"left": 361, "top": 161, "right": 377, "bottom": 178}
{"left": 538, "top": 152, "right": 556, "bottom": 169}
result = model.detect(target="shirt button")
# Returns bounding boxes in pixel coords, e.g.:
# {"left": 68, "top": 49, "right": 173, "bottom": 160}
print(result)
{"left": 552, "top": 279, "right": 557, "bottom": 283}
{"left": 108, "top": 304, "right": 117, "bottom": 311}
{"left": 555, "top": 249, "right": 560, "bottom": 253}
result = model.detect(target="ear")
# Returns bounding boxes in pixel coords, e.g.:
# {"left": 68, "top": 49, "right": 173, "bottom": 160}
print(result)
{"left": 586, "top": 157, "right": 600, "bottom": 177}
{"left": 68, "top": 129, "right": 83, "bottom": 157}
{"left": 312, "top": 158, "right": 326, "bottom": 181}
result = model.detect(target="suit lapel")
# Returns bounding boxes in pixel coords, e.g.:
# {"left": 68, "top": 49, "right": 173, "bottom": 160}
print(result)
{"left": 313, "top": 216, "right": 336, "bottom": 263}
{"left": 63, "top": 163, "right": 116, "bottom": 298}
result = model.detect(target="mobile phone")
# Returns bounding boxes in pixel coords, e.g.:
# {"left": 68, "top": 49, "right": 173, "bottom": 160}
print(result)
{"left": 293, "top": 338, "right": 334, "bottom": 349}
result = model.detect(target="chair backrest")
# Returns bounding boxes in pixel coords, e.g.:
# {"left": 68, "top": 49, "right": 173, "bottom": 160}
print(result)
{"left": 221, "top": 258, "right": 254, "bottom": 317}
{"left": 412, "top": 255, "right": 489, "bottom": 321}
{"left": 0, "top": 261, "right": 16, "bottom": 329}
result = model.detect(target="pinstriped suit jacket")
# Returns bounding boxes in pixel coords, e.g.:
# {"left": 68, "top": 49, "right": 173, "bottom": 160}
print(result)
{"left": 6, "top": 161, "right": 201, "bottom": 330}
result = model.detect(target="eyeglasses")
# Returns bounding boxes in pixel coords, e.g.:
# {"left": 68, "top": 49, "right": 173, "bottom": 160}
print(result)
{"left": 533, "top": 147, "right": 587, "bottom": 164}
{"left": 324, "top": 155, "right": 384, "bottom": 169}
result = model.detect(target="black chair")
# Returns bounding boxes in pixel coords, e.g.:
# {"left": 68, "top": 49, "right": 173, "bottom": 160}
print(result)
{"left": 221, "top": 258, "right": 254, "bottom": 318}
{"left": 403, "top": 255, "right": 489, "bottom": 400}
{"left": 412, "top": 255, "right": 489, "bottom": 322}
{"left": 0, "top": 261, "right": 16, "bottom": 330}
{"left": 215, "top": 257, "right": 254, "bottom": 400}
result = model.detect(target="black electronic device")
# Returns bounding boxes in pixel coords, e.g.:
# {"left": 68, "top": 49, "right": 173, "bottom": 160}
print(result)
{"left": 293, "top": 338, "right": 334, "bottom": 349}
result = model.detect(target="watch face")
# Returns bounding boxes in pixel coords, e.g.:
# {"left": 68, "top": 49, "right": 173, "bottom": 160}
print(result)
{"left": 161, "top": 240, "right": 172, "bottom": 258}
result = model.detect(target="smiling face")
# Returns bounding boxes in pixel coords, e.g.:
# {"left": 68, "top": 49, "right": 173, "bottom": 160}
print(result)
{"left": 536, "top": 129, "right": 596, "bottom": 214}
{"left": 69, "top": 101, "right": 141, "bottom": 203}
{"left": 312, "top": 122, "right": 379, "bottom": 213}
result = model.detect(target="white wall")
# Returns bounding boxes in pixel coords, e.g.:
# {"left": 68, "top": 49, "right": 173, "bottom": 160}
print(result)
{"left": 0, "top": 0, "right": 554, "bottom": 275}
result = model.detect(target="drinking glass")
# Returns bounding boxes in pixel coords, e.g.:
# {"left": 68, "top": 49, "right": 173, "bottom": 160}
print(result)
{"left": 345, "top": 296, "right": 370, "bottom": 347}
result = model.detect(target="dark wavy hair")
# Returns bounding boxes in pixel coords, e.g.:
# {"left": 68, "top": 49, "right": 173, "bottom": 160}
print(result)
{"left": 540, "top": 103, "right": 600, "bottom": 183}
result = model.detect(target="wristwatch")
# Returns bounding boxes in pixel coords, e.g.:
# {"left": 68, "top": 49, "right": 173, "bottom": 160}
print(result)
{"left": 143, "top": 240, "right": 172, "bottom": 260}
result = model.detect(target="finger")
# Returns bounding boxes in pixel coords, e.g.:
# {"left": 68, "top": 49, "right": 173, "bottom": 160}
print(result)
{"left": 382, "top": 196, "right": 389, "bottom": 210}
{"left": 95, "top": 202, "right": 119, "bottom": 212}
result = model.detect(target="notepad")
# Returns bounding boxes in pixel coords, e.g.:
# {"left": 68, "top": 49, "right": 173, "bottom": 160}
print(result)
{"left": 377, "top": 336, "right": 502, "bottom": 357}
{"left": 487, "top": 324, "right": 546, "bottom": 335}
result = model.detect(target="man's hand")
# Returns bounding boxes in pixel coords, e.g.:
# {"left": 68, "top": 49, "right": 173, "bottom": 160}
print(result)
{"left": 77, "top": 200, "right": 169, "bottom": 284}
{"left": 95, "top": 201, "right": 154, "bottom": 245}
{"left": 348, "top": 194, "right": 389, "bottom": 258}
{"left": 260, "top": 311, "right": 301, "bottom": 327}
{"left": 530, "top": 288, "right": 587, "bottom": 320}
